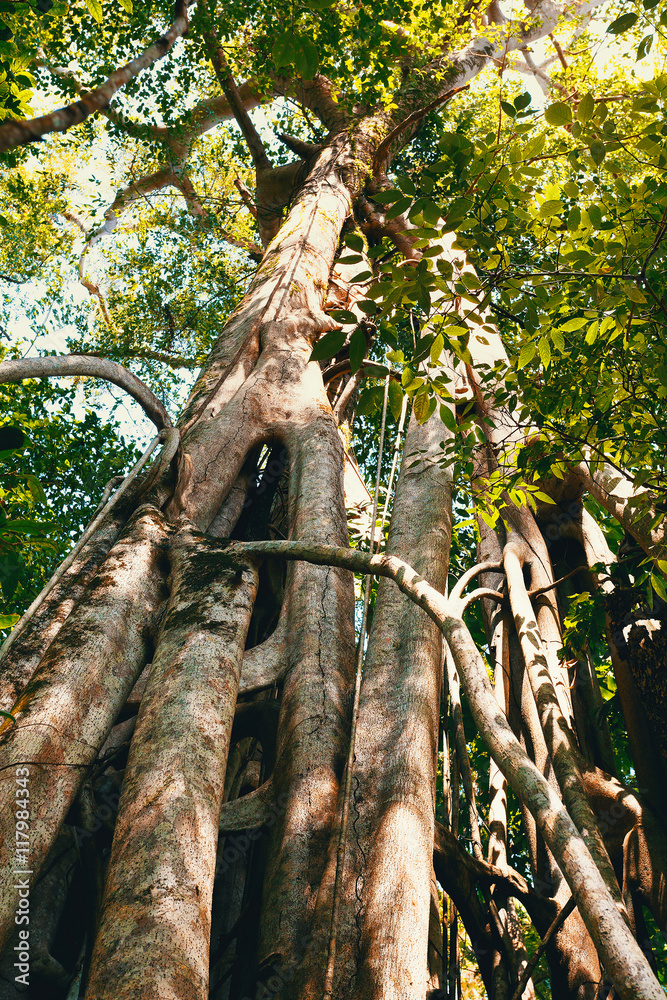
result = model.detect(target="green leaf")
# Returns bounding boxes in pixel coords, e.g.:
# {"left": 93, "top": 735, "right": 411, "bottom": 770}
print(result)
{"left": 388, "top": 379, "right": 403, "bottom": 422}
{"left": 344, "top": 233, "right": 364, "bottom": 252}
{"left": 3, "top": 519, "right": 53, "bottom": 535}
{"left": 607, "top": 12, "right": 638, "bottom": 33}
{"left": 0, "top": 425, "right": 25, "bottom": 453}
{"left": 539, "top": 199, "right": 563, "bottom": 218}
{"left": 329, "top": 310, "right": 357, "bottom": 325}
{"left": 294, "top": 37, "right": 318, "bottom": 80}
{"left": 348, "top": 328, "right": 367, "bottom": 372}
{"left": 118, "top": 0, "right": 132, "bottom": 11}
{"left": 544, "top": 102, "right": 572, "bottom": 127}
{"left": 585, "top": 322, "right": 598, "bottom": 345}
{"left": 500, "top": 101, "right": 516, "bottom": 117}
{"left": 560, "top": 317, "right": 587, "bottom": 332}
{"left": 413, "top": 392, "right": 435, "bottom": 424}
{"left": 518, "top": 342, "right": 536, "bottom": 368}
{"left": 310, "top": 329, "right": 346, "bottom": 362}
{"left": 0, "top": 614, "right": 18, "bottom": 630}
{"left": 624, "top": 282, "right": 647, "bottom": 304}
{"left": 576, "top": 93, "right": 595, "bottom": 123}
{"left": 372, "top": 189, "right": 403, "bottom": 204}
{"left": 422, "top": 201, "right": 442, "bottom": 227}
{"left": 515, "top": 92, "right": 531, "bottom": 110}
{"left": 430, "top": 332, "right": 444, "bottom": 365}
{"left": 385, "top": 196, "right": 412, "bottom": 221}
{"left": 439, "top": 404, "right": 457, "bottom": 432}
{"left": 637, "top": 34, "right": 654, "bottom": 59}
{"left": 84, "top": 0, "right": 103, "bottom": 23}
{"left": 534, "top": 491, "right": 557, "bottom": 504}
{"left": 27, "top": 475, "right": 47, "bottom": 504}
{"left": 567, "top": 206, "right": 581, "bottom": 231}
{"left": 588, "top": 139, "right": 606, "bottom": 165}
{"left": 538, "top": 336, "right": 551, "bottom": 368}
{"left": 272, "top": 32, "right": 296, "bottom": 69}
{"left": 355, "top": 385, "right": 383, "bottom": 417}
{"left": 651, "top": 571, "right": 667, "bottom": 603}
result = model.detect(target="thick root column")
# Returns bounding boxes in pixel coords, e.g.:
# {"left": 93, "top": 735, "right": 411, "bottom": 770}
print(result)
{"left": 0, "top": 507, "right": 169, "bottom": 950}
{"left": 85, "top": 528, "right": 258, "bottom": 1000}
{"left": 344, "top": 408, "right": 453, "bottom": 999}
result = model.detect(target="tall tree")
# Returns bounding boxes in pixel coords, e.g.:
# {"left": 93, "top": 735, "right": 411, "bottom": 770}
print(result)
{"left": 0, "top": 2, "right": 666, "bottom": 999}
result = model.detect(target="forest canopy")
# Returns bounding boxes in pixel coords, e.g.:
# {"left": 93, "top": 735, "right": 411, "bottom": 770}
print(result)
{"left": 0, "top": 1, "right": 666, "bottom": 999}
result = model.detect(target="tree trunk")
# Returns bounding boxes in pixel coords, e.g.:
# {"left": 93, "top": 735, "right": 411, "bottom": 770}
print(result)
{"left": 1, "top": 96, "right": 666, "bottom": 1000}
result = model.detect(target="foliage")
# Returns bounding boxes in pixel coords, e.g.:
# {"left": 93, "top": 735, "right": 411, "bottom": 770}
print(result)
{"left": 0, "top": 360, "right": 140, "bottom": 631}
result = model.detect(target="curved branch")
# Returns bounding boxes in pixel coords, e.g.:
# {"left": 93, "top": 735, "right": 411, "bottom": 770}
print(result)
{"left": 218, "top": 777, "right": 275, "bottom": 833}
{"left": 0, "top": 4, "right": 192, "bottom": 153}
{"left": 460, "top": 586, "right": 504, "bottom": 611}
{"left": 0, "top": 355, "right": 172, "bottom": 429}
{"left": 450, "top": 559, "right": 503, "bottom": 603}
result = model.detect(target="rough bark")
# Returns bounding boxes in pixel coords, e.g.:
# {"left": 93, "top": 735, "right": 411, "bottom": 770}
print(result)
{"left": 85, "top": 530, "right": 258, "bottom": 999}
{"left": 337, "top": 406, "right": 453, "bottom": 999}
{"left": 0, "top": 506, "right": 169, "bottom": 950}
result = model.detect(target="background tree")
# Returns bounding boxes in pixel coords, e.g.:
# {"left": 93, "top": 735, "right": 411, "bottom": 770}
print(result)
{"left": 0, "top": 1, "right": 666, "bottom": 999}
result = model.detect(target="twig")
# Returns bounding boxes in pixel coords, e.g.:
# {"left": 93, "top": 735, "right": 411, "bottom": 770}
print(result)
{"left": 509, "top": 896, "right": 576, "bottom": 1000}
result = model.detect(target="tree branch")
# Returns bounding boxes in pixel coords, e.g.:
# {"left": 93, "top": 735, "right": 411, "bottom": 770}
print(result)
{"left": 0, "top": 355, "right": 172, "bottom": 429}
{"left": 218, "top": 777, "right": 275, "bottom": 833}
{"left": 85, "top": 348, "right": 199, "bottom": 370}
{"left": 0, "top": 4, "right": 193, "bottom": 153}
{"left": 205, "top": 32, "right": 272, "bottom": 173}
